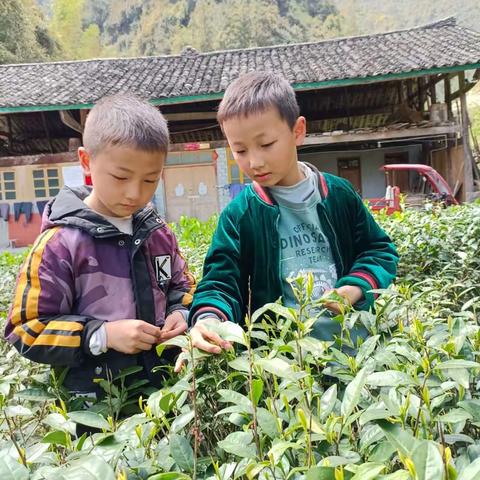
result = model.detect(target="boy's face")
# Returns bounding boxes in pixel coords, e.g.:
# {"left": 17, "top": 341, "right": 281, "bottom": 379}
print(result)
{"left": 78, "top": 145, "right": 164, "bottom": 217}
{"left": 222, "top": 107, "right": 306, "bottom": 187}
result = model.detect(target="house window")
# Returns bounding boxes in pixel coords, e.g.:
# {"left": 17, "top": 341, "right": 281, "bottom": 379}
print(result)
{"left": 0, "top": 171, "right": 16, "bottom": 200}
{"left": 227, "top": 148, "right": 251, "bottom": 184}
{"left": 33, "top": 168, "right": 61, "bottom": 198}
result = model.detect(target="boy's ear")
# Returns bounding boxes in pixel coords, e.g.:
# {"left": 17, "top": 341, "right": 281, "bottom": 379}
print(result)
{"left": 293, "top": 116, "right": 307, "bottom": 146}
{"left": 78, "top": 147, "right": 91, "bottom": 175}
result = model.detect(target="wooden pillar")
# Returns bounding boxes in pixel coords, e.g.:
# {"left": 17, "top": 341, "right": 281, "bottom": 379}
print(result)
{"left": 397, "top": 81, "right": 404, "bottom": 104}
{"left": 429, "top": 77, "right": 437, "bottom": 104}
{"left": 459, "top": 71, "right": 475, "bottom": 202}
{"left": 444, "top": 76, "right": 452, "bottom": 119}
{"left": 406, "top": 79, "right": 413, "bottom": 107}
{"left": 418, "top": 77, "right": 426, "bottom": 112}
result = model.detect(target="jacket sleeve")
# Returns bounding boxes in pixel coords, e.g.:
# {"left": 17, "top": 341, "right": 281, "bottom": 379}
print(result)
{"left": 335, "top": 181, "right": 399, "bottom": 310}
{"left": 165, "top": 229, "right": 197, "bottom": 316}
{"left": 188, "top": 206, "right": 245, "bottom": 325}
{"left": 4, "top": 228, "right": 104, "bottom": 366}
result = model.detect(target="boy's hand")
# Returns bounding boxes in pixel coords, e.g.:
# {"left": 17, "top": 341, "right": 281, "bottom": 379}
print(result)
{"left": 174, "top": 317, "right": 233, "bottom": 373}
{"left": 158, "top": 310, "right": 188, "bottom": 342}
{"left": 190, "top": 317, "right": 233, "bottom": 353}
{"left": 105, "top": 319, "right": 161, "bottom": 354}
{"left": 323, "top": 285, "right": 363, "bottom": 314}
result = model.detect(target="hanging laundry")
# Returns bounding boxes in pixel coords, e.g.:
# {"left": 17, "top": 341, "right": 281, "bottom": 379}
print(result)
{"left": 0, "top": 203, "right": 10, "bottom": 221}
{"left": 13, "top": 202, "right": 33, "bottom": 223}
{"left": 36, "top": 200, "right": 49, "bottom": 217}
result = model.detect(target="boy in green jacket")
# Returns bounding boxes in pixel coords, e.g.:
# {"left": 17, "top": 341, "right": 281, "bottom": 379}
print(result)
{"left": 182, "top": 71, "right": 398, "bottom": 358}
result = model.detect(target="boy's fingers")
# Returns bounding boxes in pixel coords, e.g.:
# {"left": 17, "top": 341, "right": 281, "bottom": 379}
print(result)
{"left": 203, "top": 329, "right": 232, "bottom": 350}
{"left": 191, "top": 329, "right": 228, "bottom": 354}
{"left": 191, "top": 328, "right": 221, "bottom": 353}
{"left": 159, "top": 324, "right": 187, "bottom": 341}
{"left": 135, "top": 340, "right": 154, "bottom": 351}
{"left": 174, "top": 349, "right": 189, "bottom": 373}
{"left": 141, "top": 322, "right": 162, "bottom": 337}
{"left": 192, "top": 336, "right": 222, "bottom": 354}
{"left": 325, "top": 301, "right": 341, "bottom": 314}
{"left": 161, "top": 321, "right": 174, "bottom": 332}
{"left": 174, "top": 356, "right": 186, "bottom": 373}
{"left": 139, "top": 331, "right": 160, "bottom": 345}
{"left": 162, "top": 316, "right": 178, "bottom": 332}
{"left": 163, "top": 317, "right": 187, "bottom": 332}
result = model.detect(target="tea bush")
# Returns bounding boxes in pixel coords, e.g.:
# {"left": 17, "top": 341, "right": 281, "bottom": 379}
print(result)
{"left": 0, "top": 203, "right": 479, "bottom": 480}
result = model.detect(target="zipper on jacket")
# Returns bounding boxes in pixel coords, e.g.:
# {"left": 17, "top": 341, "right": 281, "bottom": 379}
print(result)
{"left": 132, "top": 215, "right": 164, "bottom": 254}
{"left": 274, "top": 211, "right": 283, "bottom": 298}
{"left": 133, "top": 208, "right": 157, "bottom": 235}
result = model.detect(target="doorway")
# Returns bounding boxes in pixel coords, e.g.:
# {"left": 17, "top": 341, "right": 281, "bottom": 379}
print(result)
{"left": 337, "top": 158, "right": 362, "bottom": 194}
{"left": 163, "top": 164, "right": 218, "bottom": 222}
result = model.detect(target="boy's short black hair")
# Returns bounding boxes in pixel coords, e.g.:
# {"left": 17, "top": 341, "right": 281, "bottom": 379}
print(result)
{"left": 83, "top": 94, "right": 169, "bottom": 156}
{"left": 217, "top": 71, "right": 300, "bottom": 129}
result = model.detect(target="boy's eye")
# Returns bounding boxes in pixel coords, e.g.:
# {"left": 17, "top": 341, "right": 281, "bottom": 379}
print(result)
{"left": 235, "top": 150, "right": 246, "bottom": 155}
{"left": 111, "top": 174, "right": 127, "bottom": 181}
{"left": 144, "top": 179, "right": 156, "bottom": 184}
{"left": 262, "top": 141, "right": 276, "bottom": 148}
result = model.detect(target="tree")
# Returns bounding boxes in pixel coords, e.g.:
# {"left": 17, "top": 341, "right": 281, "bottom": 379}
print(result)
{"left": 50, "top": 0, "right": 85, "bottom": 58}
{"left": 78, "top": 24, "right": 102, "bottom": 59}
{"left": 0, "top": 0, "right": 57, "bottom": 64}
{"left": 130, "top": 0, "right": 189, "bottom": 56}
{"left": 216, "top": 0, "right": 290, "bottom": 50}
{"left": 50, "top": 0, "right": 105, "bottom": 60}
{"left": 171, "top": 0, "right": 222, "bottom": 53}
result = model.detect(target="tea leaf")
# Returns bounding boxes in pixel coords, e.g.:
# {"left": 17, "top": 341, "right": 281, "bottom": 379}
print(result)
{"left": 0, "top": 455, "right": 29, "bottom": 480}
{"left": 341, "top": 367, "right": 368, "bottom": 418}
{"left": 170, "top": 434, "right": 194, "bottom": 472}
{"left": 411, "top": 441, "right": 444, "bottom": 480}
{"left": 68, "top": 411, "right": 111, "bottom": 431}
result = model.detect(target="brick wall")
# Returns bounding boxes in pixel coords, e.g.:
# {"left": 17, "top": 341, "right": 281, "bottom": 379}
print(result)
{"left": 8, "top": 212, "right": 42, "bottom": 247}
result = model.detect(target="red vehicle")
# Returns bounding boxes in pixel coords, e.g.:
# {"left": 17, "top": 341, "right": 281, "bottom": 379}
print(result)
{"left": 369, "top": 164, "right": 458, "bottom": 214}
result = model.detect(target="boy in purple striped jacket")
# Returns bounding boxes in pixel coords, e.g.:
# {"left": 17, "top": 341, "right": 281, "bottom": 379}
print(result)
{"left": 5, "top": 94, "right": 195, "bottom": 399}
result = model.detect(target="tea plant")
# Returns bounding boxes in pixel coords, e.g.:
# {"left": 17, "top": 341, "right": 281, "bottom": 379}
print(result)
{"left": 0, "top": 202, "right": 479, "bottom": 479}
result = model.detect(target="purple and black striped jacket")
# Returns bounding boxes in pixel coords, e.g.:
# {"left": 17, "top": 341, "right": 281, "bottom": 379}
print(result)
{"left": 5, "top": 186, "right": 195, "bottom": 395}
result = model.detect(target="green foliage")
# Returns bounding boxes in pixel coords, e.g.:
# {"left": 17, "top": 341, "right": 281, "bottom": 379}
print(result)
{"left": 469, "top": 84, "right": 480, "bottom": 151}
{"left": 42, "top": 0, "right": 344, "bottom": 59}
{"left": 78, "top": 24, "right": 102, "bottom": 59}
{"left": 472, "top": 106, "right": 480, "bottom": 145}
{"left": 0, "top": 203, "right": 480, "bottom": 478}
{"left": 81, "top": 0, "right": 480, "bottom": 58}
{"left": 49, "top": 0, "right": 103, "bottom": 60}
{"left": 170, "top": 215, "right": 218, "bottom": 278}
{"left": 123, "top": 0, "right": 344, "bottom": 57}
{"left": 7, "top": 0, "right": 480, "bottom": 63}
{"left": 0, "top": 0, "right": 58, "bottom": 64}
{"left": 0, "top": 250, "right": 28, "bottom": 319}
{"left": 335, "top": 0, "right": 480, "bottom": 36}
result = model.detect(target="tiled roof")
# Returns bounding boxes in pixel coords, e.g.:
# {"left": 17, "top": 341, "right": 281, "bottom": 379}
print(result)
{"left": 0, "top": 18, "right": 479, "bottom": 110}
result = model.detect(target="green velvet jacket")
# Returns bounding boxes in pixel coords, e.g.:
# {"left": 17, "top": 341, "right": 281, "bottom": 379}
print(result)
{"left": 189, "top": 164, "right": 399, "bottom": 325}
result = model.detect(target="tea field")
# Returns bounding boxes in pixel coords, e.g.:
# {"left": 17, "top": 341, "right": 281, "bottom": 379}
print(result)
{"left": 0, "top": 203, "right": 480, "bottom": 480}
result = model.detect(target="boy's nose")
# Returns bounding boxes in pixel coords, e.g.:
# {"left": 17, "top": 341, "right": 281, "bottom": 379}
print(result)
{"left": 249, "top": 155, "right": 265, "bottom": 170}
{"left": 125, "top": 183, "right": 142, "bottom": 202}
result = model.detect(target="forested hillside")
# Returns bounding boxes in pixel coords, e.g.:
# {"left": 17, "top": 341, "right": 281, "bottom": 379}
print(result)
{"left": 2, "top": 0, "right": 479, "bottom": 64}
